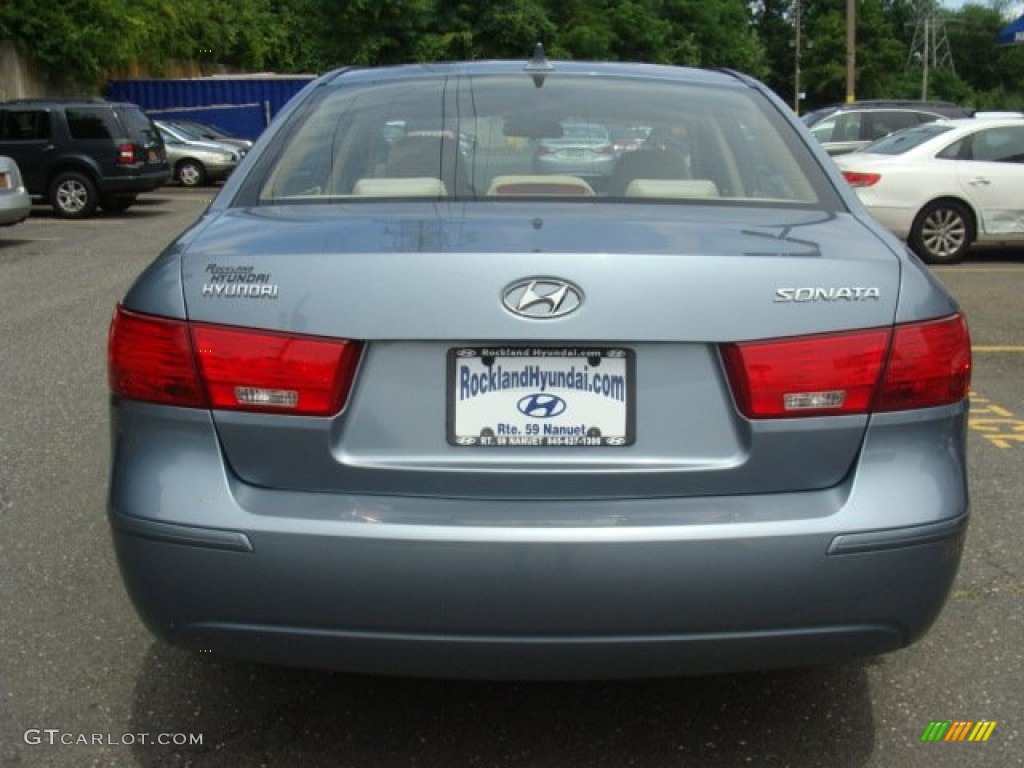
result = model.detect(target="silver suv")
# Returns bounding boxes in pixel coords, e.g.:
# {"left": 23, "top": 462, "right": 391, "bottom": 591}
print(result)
{"left": 801, "top": 100, "right": 972, "bottom": 155}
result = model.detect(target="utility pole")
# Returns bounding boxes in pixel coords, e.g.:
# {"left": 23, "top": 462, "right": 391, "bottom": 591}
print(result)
{"left": 846, "top": 0, "right": 856, "bottom": 103}
{"left": 792, "top": 0, "right": 804, "bottom": 113}
{"left": 922, "top": 19, "right": 930, "bottom": 100}
{"left": 908, "top": 0, "right": 955, "bottom": 100}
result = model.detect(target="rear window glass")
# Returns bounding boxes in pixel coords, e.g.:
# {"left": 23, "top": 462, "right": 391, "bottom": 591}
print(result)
{"left": 860, "top": 123, "right": 953, "bottom": 155}
{"left": 251, "top": 74, "right": 831, "bottom": 206}
{"left": 116, "top": 107, "right": 160, "bottom": 141}
{"left": 66, "top": 108, "right": 120, "bottom": 140}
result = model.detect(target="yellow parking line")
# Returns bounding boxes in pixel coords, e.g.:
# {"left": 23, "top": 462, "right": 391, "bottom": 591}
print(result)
{"left": 969, "top": 392, "right": 1024, "bottom": 449}
{"left": 973, "top": 346, "right": 1024, "bottom": 353}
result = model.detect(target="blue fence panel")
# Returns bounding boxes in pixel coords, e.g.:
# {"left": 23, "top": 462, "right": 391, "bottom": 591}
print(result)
{"left": 106, "top": 77, "right": 315, "bottom": 139}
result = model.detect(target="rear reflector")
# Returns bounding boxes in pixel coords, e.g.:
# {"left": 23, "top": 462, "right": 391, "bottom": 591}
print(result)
{"left": 108, "top": 307, "right": 363, "bottom": 417}
{"left": 722, "top": 314, "right": 970, "bottom": 419}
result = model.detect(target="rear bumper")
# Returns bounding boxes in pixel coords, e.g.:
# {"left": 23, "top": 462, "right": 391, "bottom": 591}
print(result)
{"left": 111, "top": 514, "right": 965, "bottom": 679}
{"left": 100, "top": 167, "right": 171, "bottom": 194}
{"left": 0, "top": 193, "right": 31, "bottom": 225}
{"left": 108, "top": 402, "right": 969, "bottom": 679}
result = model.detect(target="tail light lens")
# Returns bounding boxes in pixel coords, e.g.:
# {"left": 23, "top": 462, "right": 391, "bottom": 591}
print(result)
{"left": 108, "top": 307, "right": 363, "bottom": 417}
{"left": 722, "top": 314, "right": 970, "bottom": 419}
{"left": 876, "top": 314, "right": 971, "bottom": 411}
{"left": 722, "top": 328, "right": 890, "bottom": 418}
{"left": 117, "top": 143, "right": 137, "bottom": 165}
{"left": 842, "top": 171, "right": 881, "bottom": 188}
{"left": 108, "top": 308, "right": 206, "bottom": 407}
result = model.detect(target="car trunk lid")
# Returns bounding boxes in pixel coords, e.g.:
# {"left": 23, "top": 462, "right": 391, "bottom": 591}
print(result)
{"left": 175, "top": 202, "right": 901, "bottom": 500}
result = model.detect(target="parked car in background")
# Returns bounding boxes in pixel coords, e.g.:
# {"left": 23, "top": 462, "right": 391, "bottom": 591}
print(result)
{"left": 0, "top": 155, "right": 31, "bottom": 226}
{"left": 164, "top": 119, "right": 254, "bottom": 152}
{"left": 109, "top": 56, "right": 971, "bottom": 680}
{"left": 0, "top": 99, "right": 169, "bottom": 218}
{"left": 801, "top": 100, "right": 972, "bottom": 155}
{"left": 533, "top": 120, "right": 617, "bottom": 188}
{"left": 154, "top": 120, "right": 242, "bottom": 187}
{"left": 835, "top": 117, "right": 1024, "bottom": 263}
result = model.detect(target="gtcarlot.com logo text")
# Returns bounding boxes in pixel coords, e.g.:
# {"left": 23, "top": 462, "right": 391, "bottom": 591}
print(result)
{"left": 24, "top": 729, "right": 203, "bottom": 747}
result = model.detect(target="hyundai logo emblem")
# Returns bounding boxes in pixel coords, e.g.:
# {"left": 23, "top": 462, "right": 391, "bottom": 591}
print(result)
{"left": 502, "top": 278, "right": 583, "bottom": 319}
{"left": 517, "top": 393, "right": 567, "bottom": 419}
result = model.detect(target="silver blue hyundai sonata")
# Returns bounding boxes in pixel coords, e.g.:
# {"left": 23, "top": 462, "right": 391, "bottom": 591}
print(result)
{"left": 107, "top": 55, "right": 971, "bottom": 679}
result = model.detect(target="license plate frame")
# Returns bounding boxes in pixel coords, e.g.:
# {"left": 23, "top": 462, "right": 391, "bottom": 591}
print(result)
{"left": 447, "top": 346, "right": 635, "bottom": 447}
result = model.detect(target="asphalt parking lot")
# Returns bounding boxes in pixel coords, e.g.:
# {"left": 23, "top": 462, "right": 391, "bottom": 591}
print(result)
{"left": 0, "top": 188, "right": 1021, "bottom": 767}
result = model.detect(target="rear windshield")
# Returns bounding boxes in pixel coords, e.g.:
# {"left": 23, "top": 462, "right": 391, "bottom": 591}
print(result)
{"left": 116, "top": 107, "right": 160, "bottom": 142}
{"left": 859, "top": 123, "right": 954, "bottom": 155}
{"left": 248, "top": 73, "right": 834, "bottom": 207}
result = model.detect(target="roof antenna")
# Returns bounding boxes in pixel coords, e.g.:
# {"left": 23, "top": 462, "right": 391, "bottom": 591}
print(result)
{"left": 525, "top": 42, "right": 553, "bottom": 88}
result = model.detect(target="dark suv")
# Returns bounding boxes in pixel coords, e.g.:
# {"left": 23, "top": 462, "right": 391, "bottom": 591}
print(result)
{"left": 801, "top": 100, "right": 973, "bottom": 155}
{"left": 0, "top": 99, "right": 170, "bottom": 218}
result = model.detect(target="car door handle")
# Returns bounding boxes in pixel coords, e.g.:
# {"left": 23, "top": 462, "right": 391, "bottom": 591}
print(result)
{"left": 968, "top": 177, "right": 991, "bottom": 186}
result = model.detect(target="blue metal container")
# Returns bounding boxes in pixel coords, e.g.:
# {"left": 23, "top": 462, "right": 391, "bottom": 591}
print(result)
{"left": 106, "top": 76, "right": 316, "bottom": 139}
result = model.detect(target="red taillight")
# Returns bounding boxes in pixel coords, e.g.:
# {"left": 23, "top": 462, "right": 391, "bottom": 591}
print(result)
{"left": 722, "top": 314, "right": 970, "bottom": 419}
{"left": 118, "top": 143, "right": 136, "bottom": 165}
{"left": 877, "top": 314, "right": 971, "bottom": 411}
{"left": 535, "top": 146, "right": 554, "bottom": 156}
{"left": 108, "top": 307, "right": 206, "bottom": 407}
{"left": 842, "top": 171, "right": 881, "bottom": 188}
{"left": 191, "top": 324, "right": 361, "bottom": 416}
{"left": 108, "top": 306, "right": 363, "bottom": 417}
{"left": 722, "top": 328, "right": 891, "bottom": 418}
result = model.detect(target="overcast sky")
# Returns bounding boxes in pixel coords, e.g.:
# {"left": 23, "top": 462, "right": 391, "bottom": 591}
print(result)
{"left": 942, "top": 0, "right": 1024, "bottom": 16}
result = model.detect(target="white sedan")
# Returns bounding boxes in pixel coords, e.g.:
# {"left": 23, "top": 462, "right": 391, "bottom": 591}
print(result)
{"left": 834, "top": 117, "right": 1024, "bottom": 263}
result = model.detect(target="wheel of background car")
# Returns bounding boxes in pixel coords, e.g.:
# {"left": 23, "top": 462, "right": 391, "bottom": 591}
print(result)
{"left": 176, "top": 160, "right": 206, "bottom": 187}
{"left": 909, "top": 200, "right": 975, "bottom": 265}
{"left": 49, "top": 171, "right": 98, "bottom": 219}
{"left": 100, "top": 194, "right": 136, "bottom": 214}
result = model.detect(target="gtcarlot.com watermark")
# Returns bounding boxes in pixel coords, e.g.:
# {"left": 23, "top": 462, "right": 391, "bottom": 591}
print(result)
{"left": 24, "top": 729, "right": 203, "bottom": 747}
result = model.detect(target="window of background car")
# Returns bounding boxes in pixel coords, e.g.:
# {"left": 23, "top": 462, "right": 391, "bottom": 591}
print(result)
{"left": 968, "top": 125, "right": 1024, "bottom": 163}
{"left": 863, "top": 123, "right": 954, "bottom": 155}
{"left": 809, "top": 112, "right": 863, "bottom": 143}
{"left": 0, "top": 110, "right": 50, "bottom": 141}
{"left": 863, "top": 111, "right": 921, "bottom": 141}
{"left": 65, "top": 107, "right": 119, "bottom": 140}
{"left": 117, "top": 108, "right": 160, "bottom": 140}
{"left": 250, "top": 75, "right": 832, "bottom": 207}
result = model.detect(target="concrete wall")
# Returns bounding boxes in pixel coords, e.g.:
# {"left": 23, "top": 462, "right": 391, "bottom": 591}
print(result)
{"left": 0, "top": 40, "right": 229, "bottom": 101}
{"left": 0, "top": 40, "right": 87, "bottom": 100}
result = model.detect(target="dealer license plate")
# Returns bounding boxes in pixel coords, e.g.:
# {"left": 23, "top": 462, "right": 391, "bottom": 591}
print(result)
{"left": 448, "top": 347, "right": 634, "bottom": 447}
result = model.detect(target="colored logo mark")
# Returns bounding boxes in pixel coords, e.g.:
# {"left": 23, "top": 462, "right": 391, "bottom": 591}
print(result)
{"left": 921, "top": 721, "right": 997, "bottom": 742}
{"left": 517, "top": 393, "right": 567, "bottom": 418}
